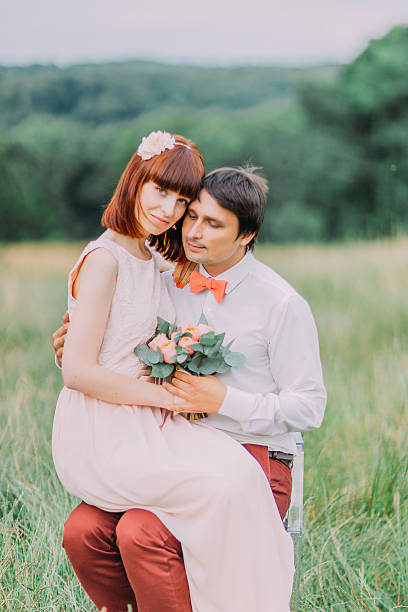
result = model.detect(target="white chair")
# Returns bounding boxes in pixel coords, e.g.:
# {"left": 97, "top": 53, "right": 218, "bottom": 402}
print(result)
{"left": 284, "top": 434, "right": 304, "bottom": 612}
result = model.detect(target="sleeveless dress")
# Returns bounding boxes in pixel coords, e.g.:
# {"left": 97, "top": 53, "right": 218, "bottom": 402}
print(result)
{"left": 52, "top": 236, "right": 294, "bottom": 612}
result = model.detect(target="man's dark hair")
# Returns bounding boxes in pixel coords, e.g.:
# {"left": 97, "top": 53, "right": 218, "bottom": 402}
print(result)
{"left": 200, "top": 166, "right": 268, "bottom": 251}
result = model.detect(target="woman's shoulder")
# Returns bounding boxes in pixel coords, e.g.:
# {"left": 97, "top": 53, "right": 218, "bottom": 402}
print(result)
{"left": 69, "top": 237, "right": 119, "bottom": 299}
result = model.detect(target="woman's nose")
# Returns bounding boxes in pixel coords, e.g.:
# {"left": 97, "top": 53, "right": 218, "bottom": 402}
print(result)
{"left": 160, "top": 195, "right": 178, "bottom": 218}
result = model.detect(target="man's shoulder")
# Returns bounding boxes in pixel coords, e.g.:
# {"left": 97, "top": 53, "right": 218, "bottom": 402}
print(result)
{"left": 249, "top": 256, "right": 300, "bottom": 303}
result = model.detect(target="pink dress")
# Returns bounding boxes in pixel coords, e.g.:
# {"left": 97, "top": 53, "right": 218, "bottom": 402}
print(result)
{"left": 52, "top": 236, "right": 294, "bottom": 612}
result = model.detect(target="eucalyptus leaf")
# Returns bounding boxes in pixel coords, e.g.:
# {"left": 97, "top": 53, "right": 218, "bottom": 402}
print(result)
{"left": 176, "top": 353, "right": 188, "bottom": 364}
{"left": 168, "top": 323, "right": 178, "bottom": 337}
{"left": 190, "top": 343, "right": 205, "bottom": 353}
{"left": 223, "top": 339, "right": 234, "bottom": 351}
{"left": 146, "top": 347, "right": 161, "bottom": 364}
{"left": 200, "top": 332, "right": 216, "bottom": 346}
{"left": 134, "top": 344, "right": 160, "bottom": 365}
{"left": 176, "top": 345, "right": 190, "bottom": 355}
{"left": 157, "top": 317, "right": 170, "bottom": 335}
{"left": 216, "top": 360, "right": 231, "bottom": 374}
{"left": 151, "top": 362, "right": 174, "bottom": 378}
{"left": 190, "top": 352, "right": 202, "bottom": 364}
{"left": 198, "top": 313, "right": 209, "bottom": 326}
{"left": 186, "top": 360, "right": 202, "bottom": 375}
{"left": 199, "top": 357, "right": 223, "bottom": 375}
{"left": 207, "top": 336, "right": 224, "bottom": 357}
{"left": 224, "top": 351, "right": 246, "bottom": 367}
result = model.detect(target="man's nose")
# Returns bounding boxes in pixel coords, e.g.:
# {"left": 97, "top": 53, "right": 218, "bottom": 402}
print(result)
{"left": 187, "top": 219, "right": 202, "bottom": 239}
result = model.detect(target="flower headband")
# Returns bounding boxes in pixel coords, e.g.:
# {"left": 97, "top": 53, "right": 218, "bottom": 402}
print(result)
{"left": 137, "top": 130, "right": 192, "bottom": 161}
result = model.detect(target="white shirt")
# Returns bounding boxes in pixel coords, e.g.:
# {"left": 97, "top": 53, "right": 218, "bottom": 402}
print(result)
{"left": 164, "top": 251, "right": 326, "bottom": 455}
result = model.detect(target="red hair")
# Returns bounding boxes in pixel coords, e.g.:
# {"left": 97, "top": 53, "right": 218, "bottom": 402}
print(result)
{"left": 102, "top": 134, "right": 204, "bottom": 254}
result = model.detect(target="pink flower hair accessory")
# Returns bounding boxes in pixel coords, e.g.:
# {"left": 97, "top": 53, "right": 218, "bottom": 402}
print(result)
{"left": 137, "top": 130, "right": 176, "bottom": 161}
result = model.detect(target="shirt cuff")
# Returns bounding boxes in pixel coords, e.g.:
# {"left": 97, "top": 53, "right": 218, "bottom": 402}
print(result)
{"left": 218, "top": 384, "right": 257, "bottom": 423}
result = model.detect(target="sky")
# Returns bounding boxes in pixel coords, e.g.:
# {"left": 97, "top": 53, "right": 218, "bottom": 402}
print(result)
{"left": 1, "top": 0, "right": 408, "bottom": 66}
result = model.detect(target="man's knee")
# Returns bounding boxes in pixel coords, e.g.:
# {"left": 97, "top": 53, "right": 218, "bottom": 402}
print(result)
{"left": 63, "top": 502, "right": 120, "bottom": 562}
{"left": 116, "top": 509, "right": 180, "bottom": 556}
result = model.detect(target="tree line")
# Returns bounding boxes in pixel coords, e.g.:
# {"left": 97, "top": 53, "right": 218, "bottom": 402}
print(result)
{"left": 1, "top": 26, "right": 407, "bottom": 242}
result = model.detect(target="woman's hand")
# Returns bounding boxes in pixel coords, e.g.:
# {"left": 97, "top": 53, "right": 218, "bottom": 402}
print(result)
{"left": 163, "top": 370, "right": 227, "bottom": 415}
{"left": 52, "top": 311, "right": 70, "bottom": 365}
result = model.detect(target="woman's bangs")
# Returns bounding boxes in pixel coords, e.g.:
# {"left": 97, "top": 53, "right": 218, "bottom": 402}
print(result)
{"left": 148, "top": 147, "right": 204, "bottom": 201}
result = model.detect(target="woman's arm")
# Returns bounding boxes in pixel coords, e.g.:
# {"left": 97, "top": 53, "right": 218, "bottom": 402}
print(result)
{"left": 62, "top": 248, "right": 173, "bottom": 409}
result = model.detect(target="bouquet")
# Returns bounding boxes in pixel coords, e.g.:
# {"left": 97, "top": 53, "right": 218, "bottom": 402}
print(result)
{"left": 135, "top": 314, "right": 245, "bottom": 421}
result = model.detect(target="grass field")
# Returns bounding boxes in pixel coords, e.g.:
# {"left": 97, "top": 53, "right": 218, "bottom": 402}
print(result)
{"left": 0, "top": 238, "right": 407, "bottom": 611}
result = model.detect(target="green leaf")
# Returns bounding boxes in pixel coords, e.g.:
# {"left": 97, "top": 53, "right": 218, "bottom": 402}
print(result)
{"left": 188, "top": 342, "right": 205, "bottom": 353}
{"left": 224, "top": 351, "right": 246, "bottom": 367}
{"left": 156, "top": 317, "right": 170, "bottom": 334}
{"left": 198, "top": 357, "right": 224, "bottom": 375}
{"left": 135, "top": 344, "right": 161, "bottom": 365}
{"left": 186, "top": 360, "right": 201, "bottom": 375}
{"left": 168, "top": 323, "right": 178, "bottom": 337}
{"left": 176, "top": 345, "right": 190, "bottom": 355}
{"left": 216, "top": 360, "right": 231, "bottom": 374}
{"left": 198, "top": 313, "right": 209, "bottom": 325}
{"left": 191, "top": 351, "right": 203, "bottom": 362}
{"left": 206, "top": 334, "right": 225, "bottom": 357}
{"left": 176, "top": 353, "right": 188, "bottom": 364}
{"left": 200, "top": 332, "right": 216, "bottom": 346}
{"left": 151, "top": 362, "right": 174, "bottom": 378}
{"left": 146, "top": 347, "right": 161, "bottom": 364}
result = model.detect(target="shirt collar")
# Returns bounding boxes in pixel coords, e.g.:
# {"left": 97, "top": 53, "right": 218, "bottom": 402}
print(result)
{"left": 199, "top": 251, "right": 254, "bottom": 295}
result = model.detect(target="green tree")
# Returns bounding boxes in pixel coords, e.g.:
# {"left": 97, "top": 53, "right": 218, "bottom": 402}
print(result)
{"left": 299, "top": 25, "right": 408, "bottom": 238}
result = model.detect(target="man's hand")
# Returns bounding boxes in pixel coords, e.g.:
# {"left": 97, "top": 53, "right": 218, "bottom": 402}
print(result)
{"left": 52, "top": 311, "right": 70, "bottom": 365}
{"left": 163, "top": 370, "right": 227, "bottom": 414}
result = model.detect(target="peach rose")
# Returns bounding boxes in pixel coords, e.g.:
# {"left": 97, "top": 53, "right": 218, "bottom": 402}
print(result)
{"left": 180, "top": 324, "right": 213, "bottom": 341}
{"left": 160, "top": 340, "right": 178, "bottom": 364}
{"left": 148, "top": 333, "right": 169, "bottom": 351}
{"left": 178, "top": 336, "right": 196, "bottom": 355}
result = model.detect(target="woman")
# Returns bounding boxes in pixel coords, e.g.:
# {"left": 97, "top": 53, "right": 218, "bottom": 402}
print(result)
{"left": 52, "top": 131, "right": 294, "bottom": 611}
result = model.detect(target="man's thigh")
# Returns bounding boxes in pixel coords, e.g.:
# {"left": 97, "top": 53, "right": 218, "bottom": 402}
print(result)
{"left": 268, "top": 458, "right": 292, "bottom": 520}
{"left": 243, "top": 443, "right": 292, "bottom": 520}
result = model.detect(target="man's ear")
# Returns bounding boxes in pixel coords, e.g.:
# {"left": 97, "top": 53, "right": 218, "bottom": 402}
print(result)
{"left": 239, "top": 232, "right": 256, "bottom": 248}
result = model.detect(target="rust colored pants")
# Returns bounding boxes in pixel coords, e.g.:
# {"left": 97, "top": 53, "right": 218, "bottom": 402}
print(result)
{"left": 62, "top": 443, "right": 292, "bottom": 612}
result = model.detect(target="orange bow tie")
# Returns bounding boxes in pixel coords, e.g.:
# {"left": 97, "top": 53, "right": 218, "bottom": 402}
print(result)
{"left": 189, "top": 270, "right": 228, "bottom": 303}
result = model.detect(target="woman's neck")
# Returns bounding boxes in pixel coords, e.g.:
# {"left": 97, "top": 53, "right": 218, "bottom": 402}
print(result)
{"left": 103, "top": 230, "right": 151, "bottom": 260}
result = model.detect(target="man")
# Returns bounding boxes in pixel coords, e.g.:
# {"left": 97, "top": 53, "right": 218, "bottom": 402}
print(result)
{"left": 53, "top": 167, "right": 326, "bottom": 612}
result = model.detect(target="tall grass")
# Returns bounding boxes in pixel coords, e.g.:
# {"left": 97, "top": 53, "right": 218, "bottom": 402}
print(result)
{"left": 1, "top": 239, "right": 407, "bottom": 611}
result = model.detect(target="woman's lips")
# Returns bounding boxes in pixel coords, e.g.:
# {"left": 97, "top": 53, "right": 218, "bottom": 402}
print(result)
{"left": 150, "top": 214, "right": 170, "bottom": 227}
